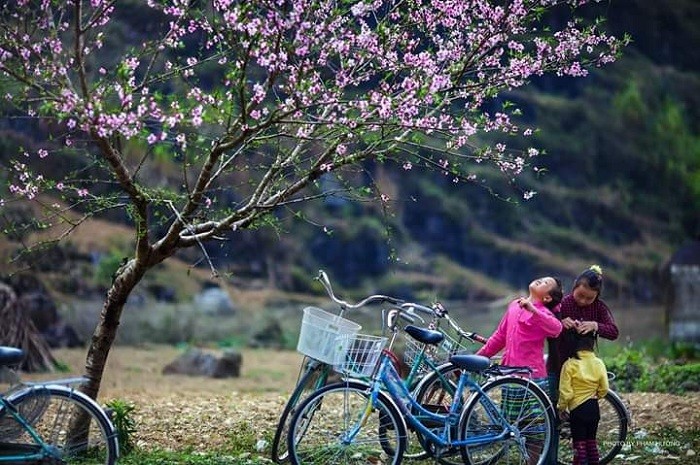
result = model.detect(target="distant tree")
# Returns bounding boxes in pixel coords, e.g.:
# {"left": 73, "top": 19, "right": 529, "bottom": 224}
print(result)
{"left": 0, "top": 0, "right": 626, "bottom": 401}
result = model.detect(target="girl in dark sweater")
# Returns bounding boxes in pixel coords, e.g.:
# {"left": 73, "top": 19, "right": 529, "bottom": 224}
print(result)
{"left": 549, "top": 265, "right": 619, "bottom": 378}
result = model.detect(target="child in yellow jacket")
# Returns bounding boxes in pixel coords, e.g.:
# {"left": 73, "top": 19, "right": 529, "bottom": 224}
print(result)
{"left": 558, "top": 332, "right": 609, "bottom": 465}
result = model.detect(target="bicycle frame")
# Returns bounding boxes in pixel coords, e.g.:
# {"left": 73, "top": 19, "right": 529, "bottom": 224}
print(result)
{"left": 0, "top": 394, "right": 59, "bottom": 463}
{"left": 358, "top": 352, "right": 531, "bottom": 455}
{"left": 404, "top": 362, "right": 522, "bottom": 447}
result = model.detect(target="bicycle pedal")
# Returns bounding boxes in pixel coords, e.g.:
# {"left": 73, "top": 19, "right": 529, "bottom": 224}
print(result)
{"left": 434, "top": 446, "right": 460, "bottom": 458}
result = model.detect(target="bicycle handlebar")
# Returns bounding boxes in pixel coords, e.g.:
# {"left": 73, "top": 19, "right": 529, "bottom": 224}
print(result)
{"left": 394, "top": 300, "right": 489, "bottom": 345}
{"left": 316, "top": 270, "right": 404, "bottom": 310}
{"left": 399, "top": 302, "right": 435, "bottom": 316}
{"left": 315, "top": 270, "right": 489, "bottom": 344}
{"left": 442, "top": 312, "right": 488, "bottom": 344}
{"left": 427, "top": 301, "right": 488, "bottom": 345}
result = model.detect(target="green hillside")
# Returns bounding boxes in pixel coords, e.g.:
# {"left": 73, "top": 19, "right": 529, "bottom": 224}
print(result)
{"left": 1, "top": 0, "right": 698, "bottom": 306}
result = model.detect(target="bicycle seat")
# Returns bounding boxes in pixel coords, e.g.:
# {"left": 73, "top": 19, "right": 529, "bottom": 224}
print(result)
{"left": 0, "top": 346, "right": 24, "bottom": 366}
{"left": 449, "top": 354, "right": 490, "bottom": 373}
{"left": 487, "top": 365, "right": 533, "bottom": 376}
{"left": 404, "top": 325, "right": 444, "bottom": 345}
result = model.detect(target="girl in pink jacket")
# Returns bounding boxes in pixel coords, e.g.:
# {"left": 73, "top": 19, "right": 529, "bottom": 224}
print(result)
{"left": 477, "top": 276, "right": 564, "bottom": 380}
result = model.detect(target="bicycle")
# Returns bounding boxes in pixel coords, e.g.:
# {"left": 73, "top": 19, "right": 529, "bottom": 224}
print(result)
{"left": 286, "top": 306, "right": 557, "bottom": 465}
{"left": 401, "top": 304, "right": 543, "bottom": 464}
{"left": 414, "top": 302, "right": 630, "bottom": 465}
{"left": 272, "top": 271, "right": 480, "bottom": 463}
{"left": 0, "top": 346, "right": 119, "bottom": 465}
{"left": 269, "top": 270, "right": 404, "bottom": 463}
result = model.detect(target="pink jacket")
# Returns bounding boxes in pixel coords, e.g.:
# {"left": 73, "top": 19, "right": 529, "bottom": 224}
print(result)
{"left": 477, "top": 299, "right": 562, "bottom": 378}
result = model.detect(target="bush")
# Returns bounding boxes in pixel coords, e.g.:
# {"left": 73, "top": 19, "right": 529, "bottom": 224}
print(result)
{"left": 604, "top": 347, "right": 648, "bottom": 393}
{"left": 604, "top": 344, "right": 700, "bottom": 394}
{"left": 637, "top": 362, "right": 700, "bottom": 394}
{"left": 668, "top": 341, "right": 700, "bottom": 361}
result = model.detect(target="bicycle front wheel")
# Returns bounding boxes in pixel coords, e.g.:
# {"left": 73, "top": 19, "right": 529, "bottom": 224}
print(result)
{"left": 459, "top": 377, "right": 555, "bottom": 465}
{"left": 288, "top": 380, "right": 406, "bottom": 465}
{"left": 557, "top": 390, "right": 629, "bottom": 465}
{"left": 271, "top": 359, "right": 330, "bottom": 463}
{"left": 4, "top": 384, "right": 118, "bottom": 465}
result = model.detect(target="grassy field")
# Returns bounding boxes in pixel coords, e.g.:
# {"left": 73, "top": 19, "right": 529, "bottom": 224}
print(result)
{"left": 12, "top": 344, "right": 697, "bottom": 465}
{"left": 16, "top": 288, "right": 685, "bottom": 465}
{"left": 26, "top": 345, "right": 306, "bottom": 399}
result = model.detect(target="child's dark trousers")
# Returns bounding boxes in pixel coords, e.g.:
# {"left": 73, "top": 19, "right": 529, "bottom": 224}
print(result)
{"left": 570, "top": 398, "right": 600, "bottom": 465}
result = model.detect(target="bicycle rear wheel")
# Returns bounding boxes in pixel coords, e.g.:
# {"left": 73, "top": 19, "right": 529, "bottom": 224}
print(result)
{"left": 557, "top": 390, "right": 628, "bottom": 465}
{"left": 288, "top": 380, "right": 406, "bottom": 465}
{"left": 270, "top": 359, "right": 330, "bottom": 463}
{"left": 4, "top": 384, "right": 118, "bottom": 465}
{"left": 460, "top": 377, "right": 555, "bottom": 465}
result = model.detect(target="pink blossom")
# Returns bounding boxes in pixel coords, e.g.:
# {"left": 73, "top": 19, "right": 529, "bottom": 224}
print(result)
{"left": 0, "top": 0, "right": 626, "bottom": 225}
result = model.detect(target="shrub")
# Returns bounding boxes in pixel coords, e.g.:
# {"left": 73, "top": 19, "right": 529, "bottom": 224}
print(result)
{"left": 105, "top": 398, "right": 138, "bottom": 455}
{"left": 637, "top": 362, "right": 700, "bottom": 394}
{"left": 668, "top": 341, "right": 700, "bottom": 361}
{"left": 603, "top": 347, "right": 649, "bottom": 392}
{"left": 604, "top": 343, "right": 700, "bottom": 394}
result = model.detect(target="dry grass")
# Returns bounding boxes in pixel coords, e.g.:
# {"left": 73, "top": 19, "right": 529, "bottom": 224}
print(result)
{"left": 32, "top": 345, "right": 305, "bottom": 399}
{"left": 14, "top": 345, "right": 700, "bottom": 454}
{"left": 20, "top": 345, "right": 306, "bottom": 451}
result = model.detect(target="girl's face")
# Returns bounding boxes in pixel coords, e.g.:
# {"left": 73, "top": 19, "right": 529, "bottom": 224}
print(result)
{"left": 573, "top": 283, "right": 598, "bottom": 307}
{"left": 529, "top": 277, "right": 558, "bottom": 303}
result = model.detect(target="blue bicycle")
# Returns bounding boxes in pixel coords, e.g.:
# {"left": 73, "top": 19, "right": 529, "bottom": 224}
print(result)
{"left": 286, "top": 310, "right": 556, "bottom": 465}
{"left": 0, "top": 346, "right": 119, "bottom": 465}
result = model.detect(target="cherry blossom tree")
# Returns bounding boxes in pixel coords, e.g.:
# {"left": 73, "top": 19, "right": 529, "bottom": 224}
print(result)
{"left": 0, "top": 0, "right": 626, "bottom": 400}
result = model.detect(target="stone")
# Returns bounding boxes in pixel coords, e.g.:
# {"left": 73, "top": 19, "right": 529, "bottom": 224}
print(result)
{"left": 162, "top": 348, "right": 242, "bottom": 378}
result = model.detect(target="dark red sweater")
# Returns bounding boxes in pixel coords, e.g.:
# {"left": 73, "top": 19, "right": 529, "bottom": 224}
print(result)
{"left": 547, "top": 294, "right": 619, "bottom": 376}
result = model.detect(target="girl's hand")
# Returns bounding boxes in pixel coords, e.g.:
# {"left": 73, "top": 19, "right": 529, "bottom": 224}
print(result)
{"left": 577, "top": 321, "right": 598, "bottom": 334}
{"left": 561, "top": 317, "right": 578, "bottom": 329}
{"left": 517, "top": 297, "right": 536, "bottom": 313}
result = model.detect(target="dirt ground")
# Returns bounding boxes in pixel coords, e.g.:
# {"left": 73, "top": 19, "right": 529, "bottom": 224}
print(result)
{"left": 20, "top": 345, "right": 700, "bottom": 452}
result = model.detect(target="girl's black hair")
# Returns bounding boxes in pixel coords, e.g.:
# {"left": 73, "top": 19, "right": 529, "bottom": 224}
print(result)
{"left": 573, "top": 332, "right": 597, "bottom": 358}
{"left": 573, "top": 265, "right": 604, "bottom": 296}
{"left": 545, "top": 277, "right": 563, "bottom": 310}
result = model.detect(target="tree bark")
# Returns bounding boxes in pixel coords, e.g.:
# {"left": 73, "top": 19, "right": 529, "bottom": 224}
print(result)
{"left": 80, "top": 259, "right": 147, "bottom": 400}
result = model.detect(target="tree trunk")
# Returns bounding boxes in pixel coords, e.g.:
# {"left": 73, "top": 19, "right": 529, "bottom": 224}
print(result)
{"left": 80, "top": 259, "right": 146, "bottom": 400}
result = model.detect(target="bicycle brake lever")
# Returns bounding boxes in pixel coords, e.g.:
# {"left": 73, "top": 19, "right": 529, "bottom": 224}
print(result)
{"left": 432, "top": 302, "right": 447, "bottom": 317}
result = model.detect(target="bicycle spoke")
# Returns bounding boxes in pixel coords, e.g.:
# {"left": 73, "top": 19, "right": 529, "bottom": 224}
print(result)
{"left": 289, "top": 382, "right": 405, "bottom": 465}
{"left": 461, "top": 378, "right": 553, "bottom": 465}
